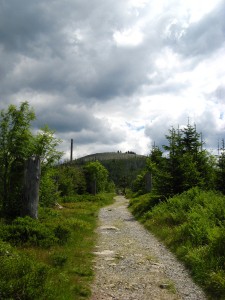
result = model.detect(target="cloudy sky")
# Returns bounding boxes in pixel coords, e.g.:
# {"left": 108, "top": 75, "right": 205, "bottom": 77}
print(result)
{"left": 1, "top": 0, "right": 225, "bottom": 159}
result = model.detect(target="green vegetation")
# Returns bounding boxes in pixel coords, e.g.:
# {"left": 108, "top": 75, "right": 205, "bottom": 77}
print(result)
{"left": 129, "top": 188, "right": 225, "bottom": 299}
{"left": 129, "top": 123, "right": 225, "bottom": 299}
{"left": 77, "top": 153, "right": 146, "bottom": 192}
{"left": 101, "top": 157, "right": 146, "bottom": 192}
{"left": 145, "top": 124, "right": 216, "bottom": 198}
{"left": 84, "top": 160, "right": 110, "bottom": 194}
{"left": 0, "top": 102, "right": 116, "bottom": 299}
{"left": 0, "top": 102, "right": 62, "bottom": 218}
{"left": 2, "top": 102, "right": 225, "bottom": 299}
{"left": 0, "top": 193, "right": 115, "bottom": 300}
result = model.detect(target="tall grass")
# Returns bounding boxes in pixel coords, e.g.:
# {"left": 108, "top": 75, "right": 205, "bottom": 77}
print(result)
{"left": 129, "top": 188, "right": 225, "bottom": 299}
{"left": 0, "top": 193, "right": 115, "bottom": 300}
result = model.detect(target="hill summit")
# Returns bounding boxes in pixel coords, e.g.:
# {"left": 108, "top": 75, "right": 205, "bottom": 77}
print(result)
{"left": 76, "top": 151, "right": 146, "bottom": 163}
{"left": 76, "top": 152, "right": 147, "bottom": 190}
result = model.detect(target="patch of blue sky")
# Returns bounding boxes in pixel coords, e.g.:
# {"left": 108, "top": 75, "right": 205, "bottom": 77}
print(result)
{"left": 126, "top": 122, "right": 145, "bottom": 131}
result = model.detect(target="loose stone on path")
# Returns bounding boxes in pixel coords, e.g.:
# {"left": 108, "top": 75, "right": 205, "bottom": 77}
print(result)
{"left": 90, "top": 196, "right": 207, "bottom": 300}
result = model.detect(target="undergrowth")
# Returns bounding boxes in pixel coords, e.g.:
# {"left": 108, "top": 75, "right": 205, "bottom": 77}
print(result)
{"left": 129, "top": 187, "right": 225, "bottom": 300}
{"left": 0, "top": 192, "right": 115, "bottom": 300}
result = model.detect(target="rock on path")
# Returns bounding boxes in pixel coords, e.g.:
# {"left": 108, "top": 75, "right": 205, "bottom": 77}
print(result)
{"left": 91, "top": 196, "right": 207, "bottom": 300}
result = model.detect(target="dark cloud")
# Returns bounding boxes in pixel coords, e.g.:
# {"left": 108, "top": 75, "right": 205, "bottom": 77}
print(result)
{"left": 0, "top": 0, "right": 158, "bottom": 103}
{"left": 170, "top": 1, "right": 225, "bottom": 58}
{"left": 77, "top": 47, "right": 152, "bottom": 100}
{"left": 0, "top": 1, "right": 54, "bottom": 55}
{"left": 33, "top": 103, "right": 126, "bottom": 148}
{"left": 0, "top": 0, "right": 224, "bottom": 158}
{"left": 34, "top": 105, "right": 104, "bottom": 133}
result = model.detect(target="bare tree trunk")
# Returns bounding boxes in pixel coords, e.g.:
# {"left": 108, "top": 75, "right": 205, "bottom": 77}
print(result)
{"left": 22, "top": 156, "right": 41, "bottom": 219}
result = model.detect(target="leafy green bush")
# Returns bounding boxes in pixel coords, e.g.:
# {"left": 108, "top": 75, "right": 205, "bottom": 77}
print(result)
{"left": 0, "top": 216, "right": 58, "bottom": 248}
{"left": 56, "top": 164, "right": 87, "bottom": 196}
{"left": 39, "top": 168, "right": 61, "bottom": 207}
{"left": 54, "top": 224, "right": 71, "bottom": 245}
{"left": 129, "top": 193, "right": 162, "bottom": 217}
{"left": 0, "top": 240, "right": 52, "bottom": 300}
{"left": 0, "top": 215, "right": 74, "bottom": 248}
{"left": 50, "top": 252, "right": 68, "bottom": 267}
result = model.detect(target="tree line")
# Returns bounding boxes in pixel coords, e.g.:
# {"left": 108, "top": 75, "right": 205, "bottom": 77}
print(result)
{"left": 0, "top": 102, "right": 112, "bottom": 220}
{"left": 133, "top": 123, "right": 225, "bottom": 198}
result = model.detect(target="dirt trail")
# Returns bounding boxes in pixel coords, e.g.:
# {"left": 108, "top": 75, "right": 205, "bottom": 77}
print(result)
{"left": 90, "top": 196, "right": 207, "bottom": 300}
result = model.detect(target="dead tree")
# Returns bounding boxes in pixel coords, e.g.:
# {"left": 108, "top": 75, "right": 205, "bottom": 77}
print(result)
{"left": 22, "top": 156, "right": 41, "bottom": 219}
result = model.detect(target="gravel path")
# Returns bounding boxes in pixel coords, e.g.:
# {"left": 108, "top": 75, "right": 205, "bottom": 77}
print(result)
{"left": 90, "top": 196, "right": 207, "bottom": 300}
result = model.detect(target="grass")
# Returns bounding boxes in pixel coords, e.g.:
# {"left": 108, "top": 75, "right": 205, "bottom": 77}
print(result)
{"left": 129, "top": 187, "right": 225, "bottom": 300}
{"left": 0, "top": 192, "right": 115, "bottom": 300}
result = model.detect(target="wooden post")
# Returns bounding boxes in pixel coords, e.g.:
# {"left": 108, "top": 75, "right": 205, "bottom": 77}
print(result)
{"left": 70, "top": 139, "right": 73, "bottom": 162}
{"left": 22, "top": 156, "right": 41, "bottom": 219}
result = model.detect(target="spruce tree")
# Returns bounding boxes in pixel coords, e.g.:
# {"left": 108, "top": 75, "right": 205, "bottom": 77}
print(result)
{"left": 153, "top": 123, "right": 216, "bottom": 198}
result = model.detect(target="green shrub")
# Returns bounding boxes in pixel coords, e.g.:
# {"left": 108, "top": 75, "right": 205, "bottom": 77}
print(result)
{"left": 0, "top": 240, "right": 52, "bottom": 300}
{"left": 50, "top": 252, "right": 68, "bottom": 267}
{"left": 54, "top": 224, "right": 71, "bottom": 245}
{"left": 207, "top": 271, "right": 225, "bottom": 299}
{"left": 0, "top": 216, "right": 74, "bottom": 248}
{"left": 0, "top": 216, "right": 58, "bottom": 248}
{"left": 39, "top": 168, "right": 61, "bottom": 207}
{"left": 129, "top": 193, "right": 161, "bottom": 218}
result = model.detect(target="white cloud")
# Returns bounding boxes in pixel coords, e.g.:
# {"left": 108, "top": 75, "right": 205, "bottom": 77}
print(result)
{"left": 0, "top": 0, "right": 225, "bottom": 159}
{"left": 181, "top": 0, "right": 222, "bottom": 23}
{"left": 113, "top": 27, "right": 144, "bottom": 47}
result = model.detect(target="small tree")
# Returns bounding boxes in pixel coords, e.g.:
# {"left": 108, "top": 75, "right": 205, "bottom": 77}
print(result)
{"left": 34, "top": 125, "right": 63, "bottom": 170}
{"left": 84, "top": 161, "right": 109, "bottom": 194}
{"left": 0, "top": 102, "right": 63, "bottom": 218}
{"left": 39, "top": 167, "right": 61, "bottom": 208}
{"left": 56, "top": 164, "right": 86, "bottom": 197}
{"left": 33, "top": 126, "right": 63, "bottom": 209}
{"left": 147, "top": 124, "right": 216, "bottom": 198}
{"left": 0, "top": 102, "right": 35, "bottom": 217}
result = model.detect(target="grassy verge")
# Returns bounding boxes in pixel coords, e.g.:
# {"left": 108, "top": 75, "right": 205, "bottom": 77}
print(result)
{"left": 0, "top": 192, "right": 115, "bottom": 300}
{"left": 129, "top": 187, "right": 225, "bottom": 300}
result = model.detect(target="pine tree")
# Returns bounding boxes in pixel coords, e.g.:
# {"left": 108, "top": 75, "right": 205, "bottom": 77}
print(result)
{"left": 152, "top": 123, "right": 216, "bottom": 198}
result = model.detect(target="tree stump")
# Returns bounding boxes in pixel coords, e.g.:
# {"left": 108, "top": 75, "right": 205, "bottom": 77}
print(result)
{"left": 22, "top": 156, "right": 41, "bottom": 219}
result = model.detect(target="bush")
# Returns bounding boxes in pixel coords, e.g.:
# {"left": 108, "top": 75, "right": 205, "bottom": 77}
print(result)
{"left": 129, "top": 193, "right": 164, "bottom": 218}
{"left": 0, "top": 216, "right": 58, "bottom": 248}
{"left": 0, "top": 240, "right": 52, "bottom": 300}
{"left": 39, "top": 168, "right": 61, "bottom": 207}
{"left": 57, "top": 165, "right": 86, "bottom": 196}
{"left": 54, "top": 224, "right": 71, "bottom": 245}
{"left": 50, "top": 252, "right": 68, "bottom": 267}
{"left": 0, "top": 216, "right": 74, "bottom": 248}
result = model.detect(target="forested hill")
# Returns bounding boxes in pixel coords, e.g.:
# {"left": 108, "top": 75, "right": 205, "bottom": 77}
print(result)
{"left": 76, "top": 151, "right": 147, "bottom": 163}
{"left": 76, "top": 152, "right": 147, "bottom": 189}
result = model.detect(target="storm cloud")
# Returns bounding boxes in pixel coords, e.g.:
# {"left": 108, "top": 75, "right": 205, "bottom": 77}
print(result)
{"left": 0, "top": 0, "right": 224, "bottom": 158}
